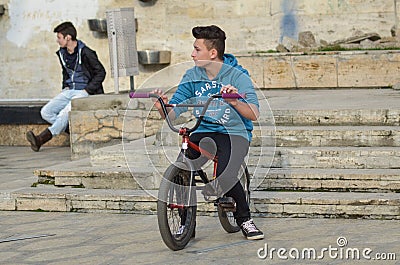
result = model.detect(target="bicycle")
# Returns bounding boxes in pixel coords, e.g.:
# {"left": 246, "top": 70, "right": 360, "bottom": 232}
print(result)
{"left": 129, "top": 92, "right": 251, "bottom": 251}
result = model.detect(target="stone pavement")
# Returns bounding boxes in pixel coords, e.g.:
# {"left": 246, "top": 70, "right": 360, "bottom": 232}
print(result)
{"left": 0, "top": 147, "right": 70, "bottom": 191}
{"left": 0, "top": 211, "right": 398, "bottom": 264}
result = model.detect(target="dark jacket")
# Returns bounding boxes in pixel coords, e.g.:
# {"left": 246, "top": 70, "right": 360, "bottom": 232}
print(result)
{"left": 56, "top": 41, "right": 106, "bottom": 95}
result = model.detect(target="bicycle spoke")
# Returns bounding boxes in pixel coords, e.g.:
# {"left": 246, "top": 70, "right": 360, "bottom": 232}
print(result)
{"left": 158, "top": 163, "right": 197, "bottom": 250}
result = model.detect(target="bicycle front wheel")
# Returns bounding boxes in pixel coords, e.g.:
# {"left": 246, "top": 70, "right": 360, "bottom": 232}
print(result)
{"left": 218, "top": 162, "right": 250, "bottom": 233}
{"left": 157, "top": 162, "right": 197, "bottom": 251}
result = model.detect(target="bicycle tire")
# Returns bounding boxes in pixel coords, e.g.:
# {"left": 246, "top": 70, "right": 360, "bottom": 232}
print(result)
{"left": 157, "top": 162, "right": 197, "bottom": 251}
{"left": 217, "top": 162, "right": 250, "bottom": 233}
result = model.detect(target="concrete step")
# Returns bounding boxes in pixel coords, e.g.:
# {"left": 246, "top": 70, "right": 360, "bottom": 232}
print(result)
{"left": 249, "top": 146, "right": 400, "bottom": 169}
{"left": 90, "top": 141, "right": 180, "bottom": 169}
{"left": 156, "top": 125, "right": 400, "bottom": 147}
{"left": 256, "top": 168, "right": 400, "bottom": 192}
{"left": 262, "top": 125, "right": 400, "bottom": 147}
{"left": 260, "top": 109, "right": 400, "bottom": 126}
{"left": 2, "top": 187, "right": 399, "bottom": 219}
{"left": 34, "top": 157, "right": 400, "bottom": 192}
{"left": 34, "top": 158, "right": 160, "bottom": 190}
{"left": 91, "top": 143, "right": 400, "bottom": 170}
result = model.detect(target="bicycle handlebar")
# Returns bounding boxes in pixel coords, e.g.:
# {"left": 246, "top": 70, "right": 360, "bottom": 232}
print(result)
{"left": 129, "top": 92, "right": 245, "bottom": 99}
{"left": 128, "top": 92, "right": 151, "bottom": 98}
{"left": 129, "top": 91, "right": 246, "bottom": 134}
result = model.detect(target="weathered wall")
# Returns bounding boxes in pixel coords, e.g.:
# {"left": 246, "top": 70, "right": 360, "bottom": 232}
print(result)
{"left": 239, "top": 50, "right": 400, "bottom": 89}
{"left": 0, "top": 124, "right": 69, "bottom": 146}
{"left": 69, "top": 93, "right": 163, "bottom": 159}
{"left": 1, "top": 0, "right": 400, "bottom": 99}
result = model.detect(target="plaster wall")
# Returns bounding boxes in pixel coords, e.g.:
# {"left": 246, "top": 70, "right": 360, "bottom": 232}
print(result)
{"left": 0, "top": 0, "right": 399, "bottom": 99}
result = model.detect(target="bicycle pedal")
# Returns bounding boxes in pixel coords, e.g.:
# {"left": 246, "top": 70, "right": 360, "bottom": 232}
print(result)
{"left": 221, "top": 206, "right": 236, "bottom": 212}
{"left": 217, "top": 197, "right": 236, "bottom": 212}
{"left": 218, "top": 197, "right": 235, "bottom": 204}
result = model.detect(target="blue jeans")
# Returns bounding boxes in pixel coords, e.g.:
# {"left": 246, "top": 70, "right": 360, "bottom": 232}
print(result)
{"left": 41, "top": 89, "right": 89, "bottom": 135}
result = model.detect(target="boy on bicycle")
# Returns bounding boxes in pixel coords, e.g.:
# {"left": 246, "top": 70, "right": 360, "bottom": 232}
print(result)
{"left": 152, "top": 25, "right": 264, "bottom": 240}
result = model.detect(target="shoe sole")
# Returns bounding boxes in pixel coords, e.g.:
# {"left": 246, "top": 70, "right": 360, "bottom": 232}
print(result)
{"left": 246, "top": 234, "right": 264, "bottom": 240}
{"left": 26, "top": 131, "right": 40, "bottom": 152}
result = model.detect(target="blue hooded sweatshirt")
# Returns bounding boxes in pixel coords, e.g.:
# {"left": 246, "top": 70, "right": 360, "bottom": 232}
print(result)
{"left": 58, "top": 40, "right": 89, "bottom": 90}
{"left": 169, "top": 54, "right": 259, "bottom": 142}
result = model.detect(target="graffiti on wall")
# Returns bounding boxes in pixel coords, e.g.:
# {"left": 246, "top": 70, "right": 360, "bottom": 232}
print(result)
{"left": 280, "top": 0, "right": 298, "bottom": 42}
{"left": 6, "top": 0, "right": 99, "bottom": 47}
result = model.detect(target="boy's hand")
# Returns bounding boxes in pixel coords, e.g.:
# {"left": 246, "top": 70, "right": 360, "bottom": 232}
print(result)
{"left": 151, "top": 89, "right": 168, "bottom": 110}
{"left": 220, "top": 84, "right": 239, "bottom": 106}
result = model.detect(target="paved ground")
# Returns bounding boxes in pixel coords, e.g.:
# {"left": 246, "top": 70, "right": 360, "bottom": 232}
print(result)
{"left": 1, "top": 89, "right": 399, "bottom": 264}
{"left": 0, "top": 211, "right": 398, "bottom": 264}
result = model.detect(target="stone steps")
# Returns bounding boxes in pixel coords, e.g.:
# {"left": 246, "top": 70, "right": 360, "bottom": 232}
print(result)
{"left": 24, "top": 89, "right": 400, "bottom": 219}
{"left": 34, "top": 159, "right": 160, "bottom": 190}
{"left": 253, "top": 125, "right": 400, "bottom": 147}
{"left": 257, "top": 168, "right": 400, "bottom": 192}
{"left": 34, "top": 154, "right": 400, "bottom": 193}
{"left": 1, "top": 187, "right": 398, "bottom": 219}
{"left": 268, "top": 109, "right": 400, "bottom": 126}
{"left": 154, "top": 125, "right": 400, "bottom": 147}
{"left": 89, "top": 143, "right": 400, "bottom": 169}
{"left": 250, "top": 146, "right": 400, "bottom": 169}
{"left": 34, "top": 125, "right": 400, "bottom": 192}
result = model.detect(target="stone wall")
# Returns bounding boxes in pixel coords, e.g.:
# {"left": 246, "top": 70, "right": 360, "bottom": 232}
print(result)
{"left": 239, "top": 50, "right": 400, "bottom": 89}
{"left": 69, "top": 93, "right": 163, "bottom": 159}
{"left": 1, "top": 0, "right": 400, "bottom": 99}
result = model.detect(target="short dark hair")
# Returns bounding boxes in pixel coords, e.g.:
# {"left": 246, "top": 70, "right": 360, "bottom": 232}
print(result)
{"left": 192, "top": 25, "right": 226, "bottom": 60}
{"left": 54, "top": 22, "right": 77, "bottom": 40}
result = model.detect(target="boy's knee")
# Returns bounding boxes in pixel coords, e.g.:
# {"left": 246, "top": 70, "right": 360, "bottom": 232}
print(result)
{"left": 40, "top": 107, "right": 50, "bottom": 120}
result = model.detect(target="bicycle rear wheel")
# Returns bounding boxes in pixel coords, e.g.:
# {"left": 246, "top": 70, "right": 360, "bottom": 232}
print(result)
{"left": 218, "top": 162, "right": 250, "bottom": 233}
{"left": 157, "top": 162, "right": 197, "bottom": 251}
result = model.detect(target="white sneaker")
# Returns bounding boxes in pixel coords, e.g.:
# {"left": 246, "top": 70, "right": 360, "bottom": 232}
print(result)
{"left": 176, "top": 225, "right": 185, "bottom": 236}
{"left": 240, "top": 219, "right": 264, "bottom": 240}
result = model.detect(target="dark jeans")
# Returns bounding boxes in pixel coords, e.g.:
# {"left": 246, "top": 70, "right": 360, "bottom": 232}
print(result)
{"left": 189, "top": 132, "right": 250, "bottom": 226}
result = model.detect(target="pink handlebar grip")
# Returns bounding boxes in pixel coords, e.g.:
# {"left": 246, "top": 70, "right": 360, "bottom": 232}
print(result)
{"left": 221, "top": 93, "right": 246, "bottom": 99}
{"left": 129, "top": 92, "right": 150, "bottom": 98}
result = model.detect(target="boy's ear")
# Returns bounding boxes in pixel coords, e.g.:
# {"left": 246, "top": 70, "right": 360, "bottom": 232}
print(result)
{"left": 210, "top": 48, "right": 218, "bottom": 59}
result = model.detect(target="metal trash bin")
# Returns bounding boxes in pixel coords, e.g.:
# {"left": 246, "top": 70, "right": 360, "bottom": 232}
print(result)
{"left": 137, "top": 50, "right": 171, "bottom": 65}
{"left": 106, "top": 7, "right": 139, "bottom": 93}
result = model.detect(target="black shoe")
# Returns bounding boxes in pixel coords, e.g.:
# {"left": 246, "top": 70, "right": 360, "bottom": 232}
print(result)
{"left": 240, "top": 219, "right": 264, "bottom": 240}
{"left": 26, "top": 129, "right": 53, "bottom": 152}
{"left": 26, "top": 131, "right": 40, "bottom": 152}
